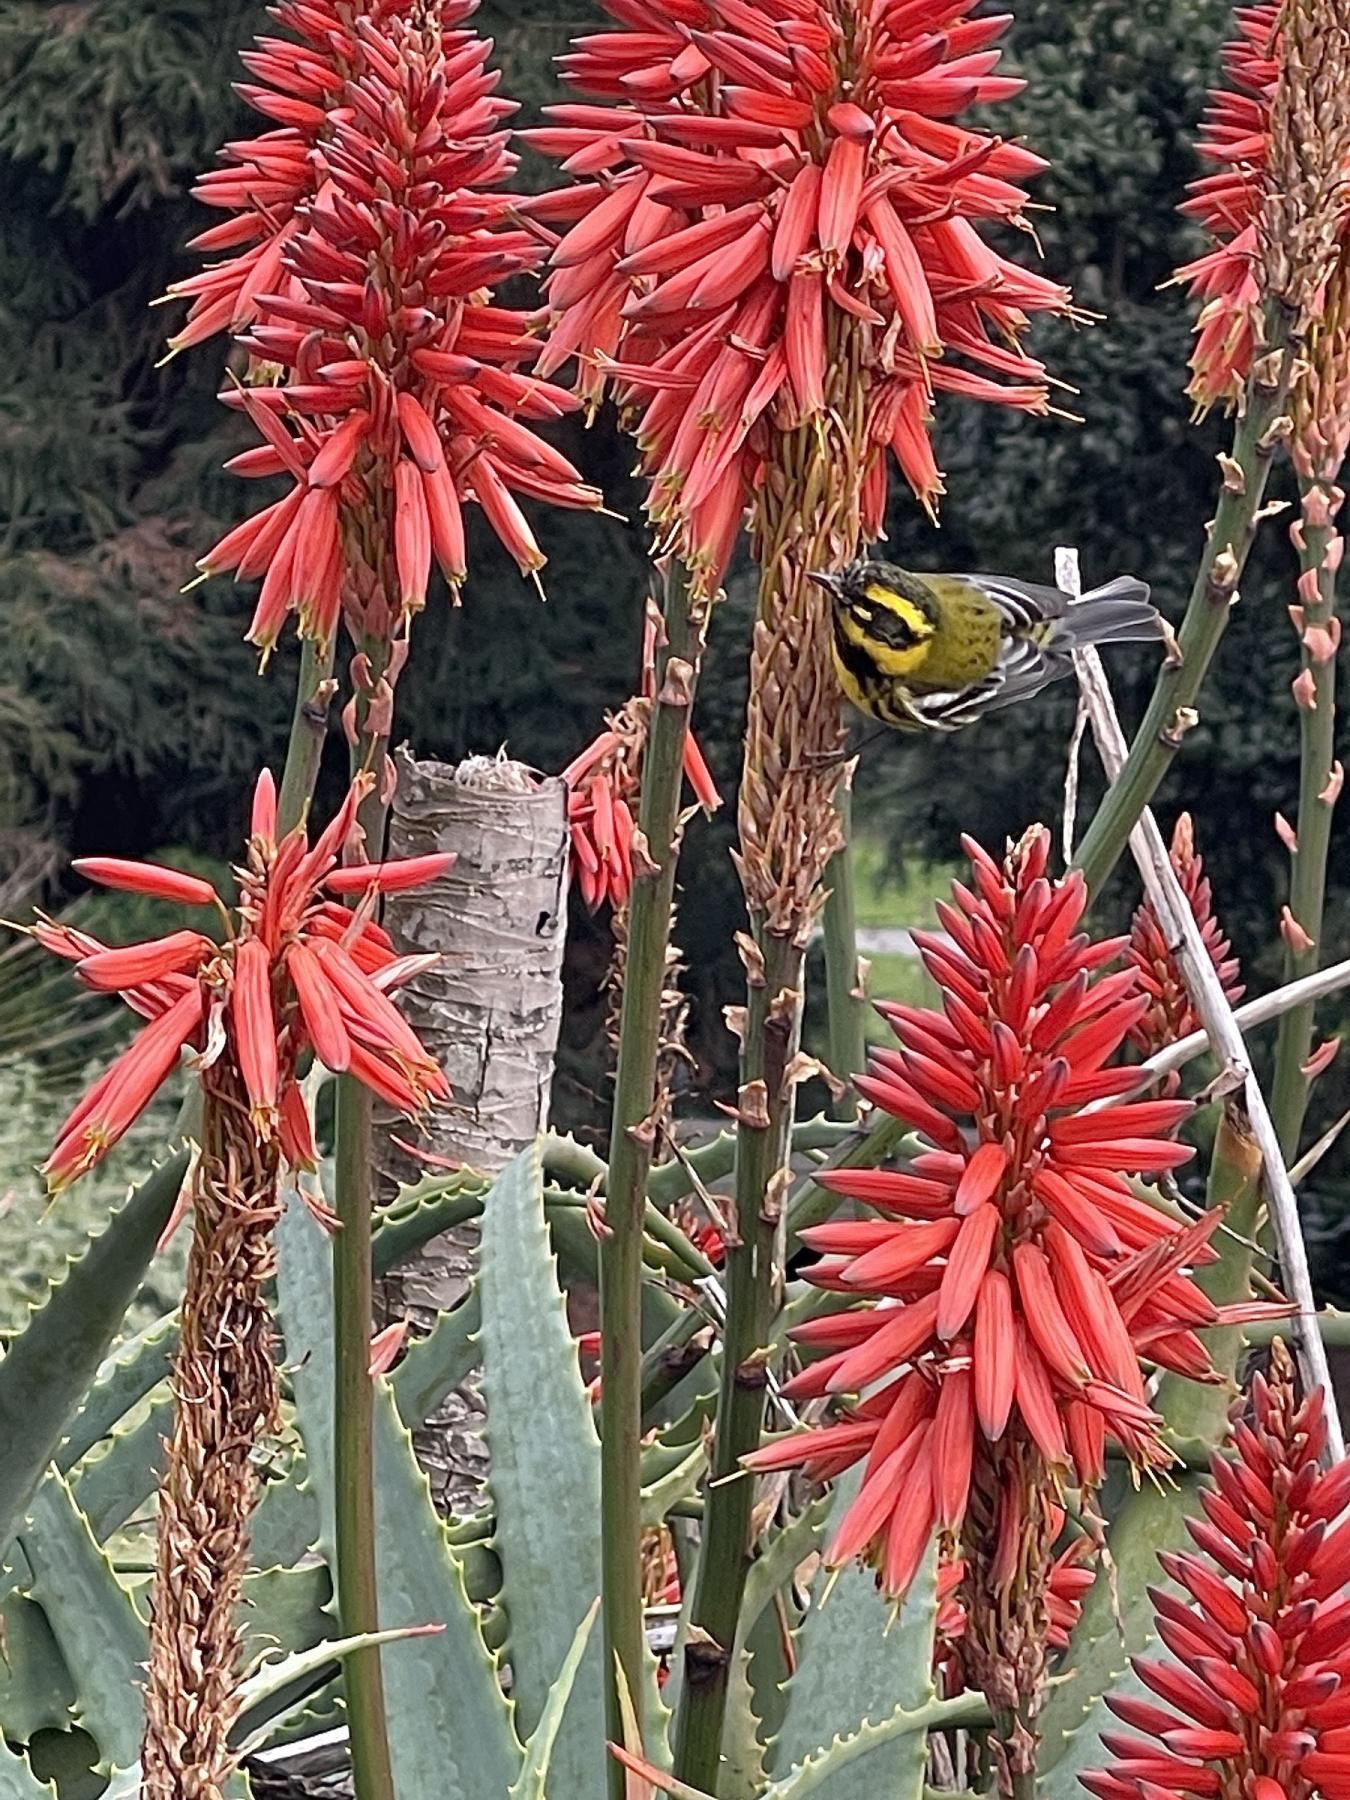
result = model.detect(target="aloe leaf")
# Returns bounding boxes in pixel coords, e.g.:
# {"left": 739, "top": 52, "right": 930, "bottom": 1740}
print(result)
{"left": 0, "top": 1150, "right": 189, "bottom": 1554}
{"left": 0, "top": 1596, "right": 76, "bottom": 1743}
{"left": 240, "top": 1564, "right": 333, "bottom": 1670}
{"left": 16, "top": 1470, "right": 147, "bottom": 1772}
{"left": 69, "top": 1389, "right": 170, "bottom": 1541}
{"left": 476, "top": 1144, "right": 606, "bottom": 1792}
{"left": 58, "top": 1309, "right": 178, "bottom": 1473}
{"left": 508, "top": 1600, "right": 600, "bottom": 1800}
{"left": 764, "top": 1692, "right": 981, "bottom": 1800}
{"left": 772, "top": 1479, "right": 938, "bottom": 1799}
{"left": 740, "top": 1496, "right": 831, "bottom": 1640}
{"left": 371, "top": 1170, "right": 488, "bottom": 1276}
{"left": 233, "top": 1620, "right": 440, "bottom": 1751}
{"left": 274, "top": 1185, "right": 521, "bottom": 1798}
{"left": 0, "top": 1738, "right": 56, "bottom": 1799}
{"left": 246, "top": 1460, "right": 322, "bottom": 1573}
{"left": 640, "top": 1440, "right": 705, "bottom": 1530}
{"left": 388, "top": 1291, "right": 480, "bottom": 1428}
{"left": 1039, "top": 1661, "right": 1149, "bottom": 1800}
{"left": 719, "top": 1642, "right": 768, "bottom": 1799}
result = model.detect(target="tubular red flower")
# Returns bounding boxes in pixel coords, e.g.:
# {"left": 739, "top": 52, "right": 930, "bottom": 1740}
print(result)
{"left": 1091, "top": 1341, "right": 1350, "bottom": 1800}
{"left": 33, "top": 769, "right": 448, "bottom": 1189}
{"left": 44, "top": 987, "right": 207, "bottom": 1190}
{"left": 72, "top": 858, "right": 220, "bottom": 908}
{"left": 563, "top": 708, "right": 720, "bottom": 912}
{"left": 174, "top": 0, "right": 604, "bottom": 653}
{"left": 743, "top": 826, "right": 1287, "bottom": 1597}
{"left": 527, "top": 0, "right": 1070, "bottom": 594}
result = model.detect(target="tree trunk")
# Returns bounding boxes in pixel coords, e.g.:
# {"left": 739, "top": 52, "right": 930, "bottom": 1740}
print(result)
{"left": 373, "top": 748, "right": 569, "bottom": 1514}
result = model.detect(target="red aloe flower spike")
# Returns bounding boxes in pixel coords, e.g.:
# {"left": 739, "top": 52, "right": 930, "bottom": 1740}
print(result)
{"left": 1094, "top": 1340, "right": 1350, "bottom": 1800}
{"left": 528, "top": 0, "right": 1072, "bottom": 596}
{"left": 740, "top": 826, "right": 1290, "bottom": 1753}
{"left": 175, "top": 0, "right": 604, "bottom": 656}
{"left": 1128, "top": 813, "right": 1243, "bottom": 1078}
{"left": 1177, "top": 3, "right": 1350, "bottom": 413}
{"left": 30, "top": 772, "right": 450, "bottom": 1190}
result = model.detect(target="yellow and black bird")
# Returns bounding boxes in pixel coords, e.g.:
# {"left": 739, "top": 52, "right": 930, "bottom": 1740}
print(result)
{"left": 811, "top": 558, "right": 1166, "bottom": 734}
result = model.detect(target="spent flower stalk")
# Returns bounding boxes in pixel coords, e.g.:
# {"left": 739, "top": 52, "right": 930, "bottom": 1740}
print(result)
{"left": 26, "top": 771, "right": 449, "bottom": 1795}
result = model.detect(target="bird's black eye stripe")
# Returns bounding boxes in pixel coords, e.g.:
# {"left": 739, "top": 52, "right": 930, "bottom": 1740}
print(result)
{"left": 833, "top": 619, "right": 892, "bottom": 688}
{"left": 852, "top": 601, "right": 922, "bottom": 649}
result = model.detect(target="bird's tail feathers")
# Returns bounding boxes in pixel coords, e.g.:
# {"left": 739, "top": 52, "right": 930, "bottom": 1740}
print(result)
{"left": 1049, "top": 576, "right": 1162, "bottom": 651}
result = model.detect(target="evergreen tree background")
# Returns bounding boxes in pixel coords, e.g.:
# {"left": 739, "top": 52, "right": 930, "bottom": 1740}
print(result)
{"left": 1, "top": 0, "right": 1345, "bottom": 1237}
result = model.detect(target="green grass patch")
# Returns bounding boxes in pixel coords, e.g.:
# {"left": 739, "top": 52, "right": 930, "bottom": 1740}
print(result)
{"left": 851, "top": 839, "right": 956, "bottom": 930}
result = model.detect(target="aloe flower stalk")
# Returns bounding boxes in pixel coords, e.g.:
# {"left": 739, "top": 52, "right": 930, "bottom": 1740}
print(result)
{"left": 1074, "top": 0, "right": 1350, "bottom": 895}
{"left": 29, "top": 771, "right": 449, "bottom": 1797}
{"left": 177, "top": 0, "right": 603, "bottom": 660}
{"left": 1089, "top": 1338, "right": 1350, "bottom": 1800}
{"left": 1270, "top": 265, "right": 1350, "bottom": 1156}
{"left": 745, "top": 828, "right": 1288, "bottom": 1790}
{"left": 530, "top": 12, "right": 1070, "bottom": 1782}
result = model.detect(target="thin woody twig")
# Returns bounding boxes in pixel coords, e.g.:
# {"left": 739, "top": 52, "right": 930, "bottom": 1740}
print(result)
{"left": 1110, "top": 955, "right": 1350, "bottom": 1095}
{"left": 1057, "top": 546, "right": 1343, "bottom": 1457}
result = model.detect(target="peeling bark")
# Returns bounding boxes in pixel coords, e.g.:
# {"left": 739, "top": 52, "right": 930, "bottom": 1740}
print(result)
{"left": 374, "top": 747, "right": 568, "bottom": 1514}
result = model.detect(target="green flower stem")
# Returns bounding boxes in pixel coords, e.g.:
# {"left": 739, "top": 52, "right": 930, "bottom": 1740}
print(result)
{"left": 1154, "top": 1097, "right": 1265, "bottom": 1445}
{"left": 276, "top": 634, "right": 338, "bottom": 836}
{"left": 1270, "top": 488, "right": 1341, "bottom": 1157}
{"left": 600, "top": 560, "right": 706, "bottom": 1798}
{"left": 821, "top": 782, "right": 867, "bottom": 1116}
{"left": 333, "top": 1071, "right": 395, "bottom": 1800}
{"left": 1073, "top": 322, "right": 1296, "bottom": 895}
{"left": 673, "top": 928, "right": 802, "bottom": 1792}
{"left": 332, "top": 663, "right": 396, "bottom": 1800}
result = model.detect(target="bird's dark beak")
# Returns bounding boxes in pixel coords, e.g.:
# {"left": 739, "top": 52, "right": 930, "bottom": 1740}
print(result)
{"left": 808, "top": 569, "right": 845, "bottom": 599}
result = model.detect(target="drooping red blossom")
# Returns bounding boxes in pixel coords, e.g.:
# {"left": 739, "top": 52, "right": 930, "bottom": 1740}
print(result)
{"left": 524, "top": 0, "right": 1071, "bottom": 594}
{"left": 743, "top": 827, "right": 1286, "bottom": 1598}
{"left": 177, "top": 0, "right": 602, "bottom": 654}
{"left": 1089, "top": 1339, "right": 1350, "bottom": 1800}
{"left": 1175, "top": 4, "right": 1280, "bottom": 410}
{"left": 562, "top": 710, "right": 720, "bottom": 912}
{"left": 31, "top": 769, "right": 450, "bottom": 1190}
{"left": 1128, "top": 812, "right": 1244, "bottom": 1076}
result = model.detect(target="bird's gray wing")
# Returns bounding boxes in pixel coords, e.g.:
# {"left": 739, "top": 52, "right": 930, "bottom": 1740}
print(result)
{"left": 959, "top": 574, "right": 1069, "bottom": 629}
{"left": 905, "top": 638, "right": 1061, "bottom": 730}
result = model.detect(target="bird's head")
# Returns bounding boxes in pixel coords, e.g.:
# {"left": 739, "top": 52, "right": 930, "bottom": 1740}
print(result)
{"left": 810, "top": 559, "right": 939, "bottom": 647}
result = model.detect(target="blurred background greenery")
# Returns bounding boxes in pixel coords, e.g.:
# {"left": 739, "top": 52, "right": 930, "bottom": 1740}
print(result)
{"left": 1, "top": 0, "right": 1346, "bottom": 1320}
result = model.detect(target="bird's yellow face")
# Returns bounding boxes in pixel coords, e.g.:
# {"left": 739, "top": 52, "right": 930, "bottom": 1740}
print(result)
{"left": 832, "top": 576, "right": 939, "bottom": 679}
